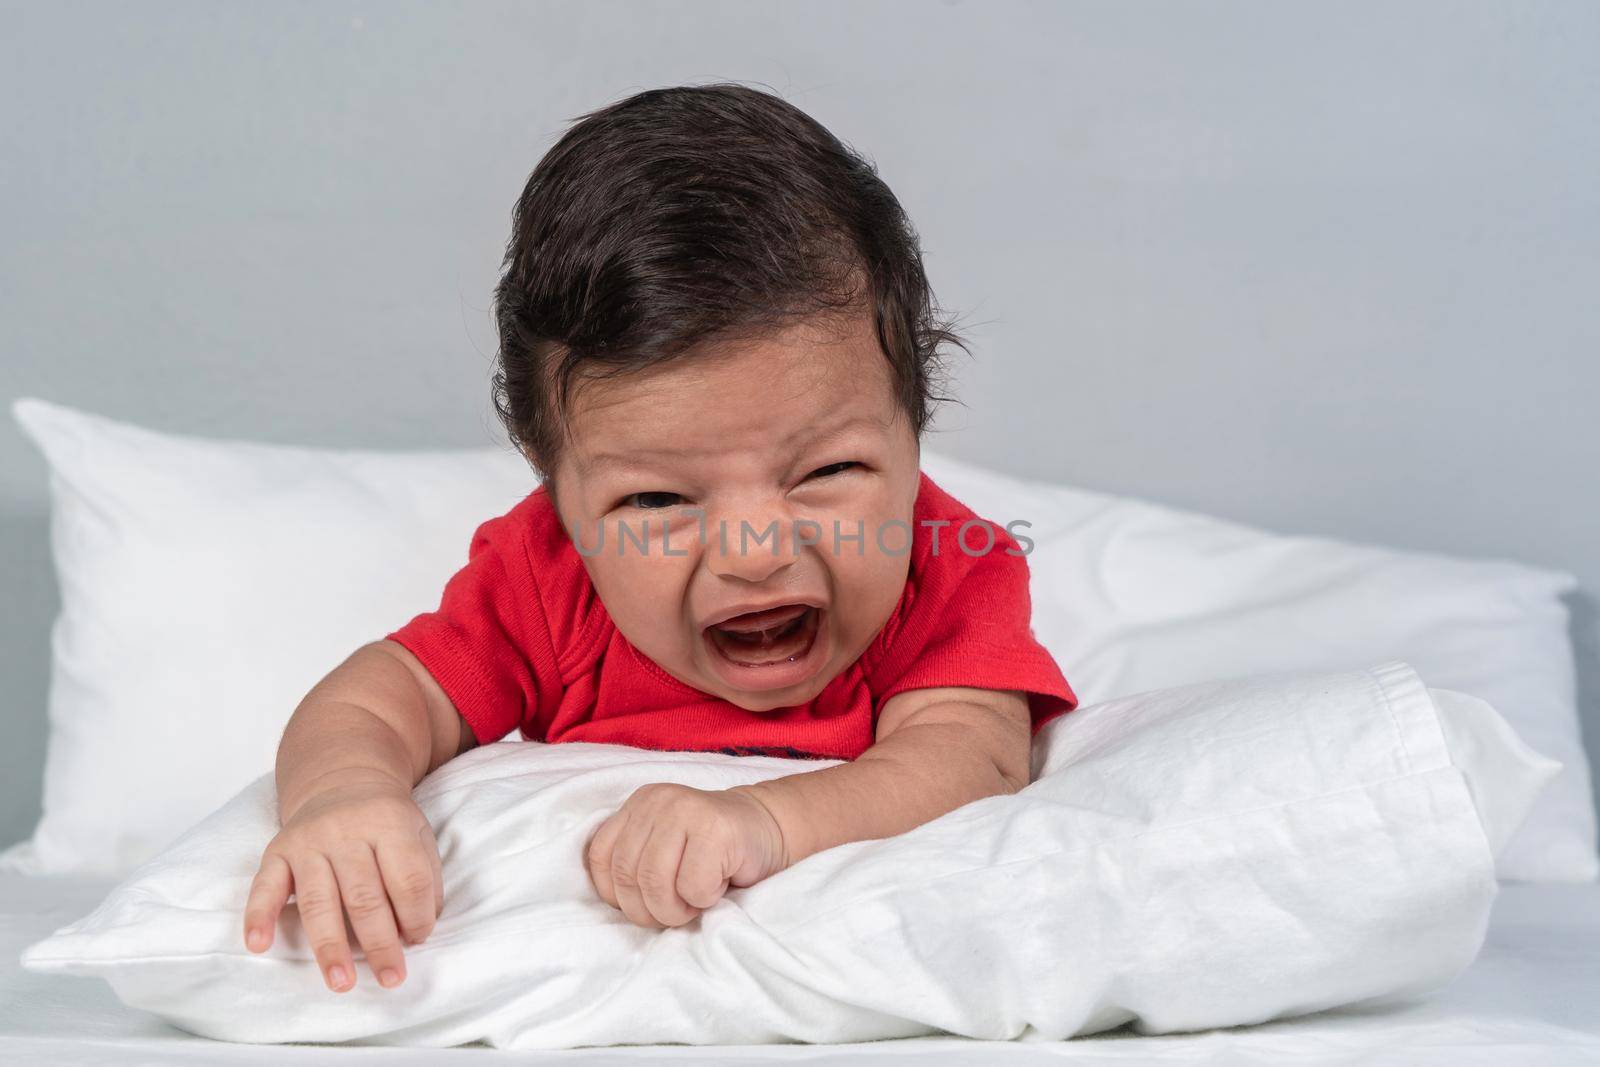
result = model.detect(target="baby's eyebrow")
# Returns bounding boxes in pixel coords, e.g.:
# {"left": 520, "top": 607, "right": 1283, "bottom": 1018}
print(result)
{"left": 781, "top": 412, "right": 887, "bottom": 449}
{"left": 577, "top": 413, "right": 889, "bottom": 475}
{"left": 576, "top": 444, "right": 700, "bottom": 476}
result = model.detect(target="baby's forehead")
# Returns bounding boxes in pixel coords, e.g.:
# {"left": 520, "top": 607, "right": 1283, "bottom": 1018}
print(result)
{"left": 574, "top": 409, "right": 895, "bottom": 471}
{"left": 561, "top": 380, "right": 894, "bottom": 488}
{"left": 562, "top": 328, "right": 898, "bottom": 456}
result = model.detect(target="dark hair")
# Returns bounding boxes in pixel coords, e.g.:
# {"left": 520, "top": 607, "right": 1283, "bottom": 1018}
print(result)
{"left": 491, "top": 82, "right": 967, "bottom": 481}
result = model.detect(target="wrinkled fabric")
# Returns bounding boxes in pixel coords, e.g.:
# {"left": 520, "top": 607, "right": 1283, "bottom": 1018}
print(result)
{"left": 22, "top": 663, "right": 1537, "bottom": 1050}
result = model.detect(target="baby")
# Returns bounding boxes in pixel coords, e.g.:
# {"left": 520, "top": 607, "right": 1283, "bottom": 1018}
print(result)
{"left": 241, "top": 83, "right": 1076, "bottom": 994}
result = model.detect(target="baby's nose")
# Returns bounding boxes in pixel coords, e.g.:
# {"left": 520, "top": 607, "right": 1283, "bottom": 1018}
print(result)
{"left": 704, "top": 511, "right": 797, "bottom": 583}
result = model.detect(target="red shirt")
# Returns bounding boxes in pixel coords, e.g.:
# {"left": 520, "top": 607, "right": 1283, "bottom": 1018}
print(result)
{"left": 384, "top": 472, "right": 1076, "bottom": 760}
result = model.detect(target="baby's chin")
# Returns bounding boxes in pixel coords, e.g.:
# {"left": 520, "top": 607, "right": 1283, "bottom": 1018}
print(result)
{"left": 715, "top": 679, "right": 831, "bottom": 713}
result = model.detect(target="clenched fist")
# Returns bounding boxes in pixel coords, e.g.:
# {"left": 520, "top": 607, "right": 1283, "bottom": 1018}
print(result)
{"left": 584, "top": 783, "right": 788, "bottom": 928}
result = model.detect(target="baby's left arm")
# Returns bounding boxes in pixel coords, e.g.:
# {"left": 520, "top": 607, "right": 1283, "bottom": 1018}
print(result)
{"left": 583, "top": 686, "right": 1030, "bottom": 928}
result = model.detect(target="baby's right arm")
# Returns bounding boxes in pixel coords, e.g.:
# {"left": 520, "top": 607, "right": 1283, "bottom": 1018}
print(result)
{"left": 241, "top": 639, "right": 476, "bottom": 994}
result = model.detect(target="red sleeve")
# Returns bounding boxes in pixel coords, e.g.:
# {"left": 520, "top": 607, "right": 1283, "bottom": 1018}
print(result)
{"left": 867, "top": 523, "right": 1077, "bottom": 737}
{"left": 383, "top": 496, "right": 562, "bottom": 746}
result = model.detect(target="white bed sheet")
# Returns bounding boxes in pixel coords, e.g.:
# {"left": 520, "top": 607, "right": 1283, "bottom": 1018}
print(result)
{"left": 3, "top": 872, "right": 1597, "bottom": 1066}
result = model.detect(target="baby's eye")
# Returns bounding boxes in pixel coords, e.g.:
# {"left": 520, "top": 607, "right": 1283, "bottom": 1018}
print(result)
{"left": 806, "top": 461, "right": 860, "bottom": 480}
{"left": 624, "top": 491, "right": 684, "bottom": 510}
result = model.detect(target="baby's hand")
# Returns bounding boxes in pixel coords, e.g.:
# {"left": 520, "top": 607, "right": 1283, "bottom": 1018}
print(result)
{"left": 243, "top": 779, "right": 443, "bottom": 992}
{"left": 584, "top": 784, "right": 786, "bottom": 928}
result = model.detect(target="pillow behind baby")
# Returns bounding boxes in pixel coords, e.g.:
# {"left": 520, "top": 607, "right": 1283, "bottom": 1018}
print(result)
{"left": 5, "top": 398, "right": 1591, "bottom": 883}
{"left": 21, "top": 663, "right": 1558, "bottom": 1049}
{"left": 2, "top": 398, "right": 532, "bottom": 877}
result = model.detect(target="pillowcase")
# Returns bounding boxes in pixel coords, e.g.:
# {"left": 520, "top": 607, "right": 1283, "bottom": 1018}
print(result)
{"left": 0, "top": 398, "right": 534, "bottom": 877}
{"left": 918, "top": 451, "right": 1594, "bottom": 882}
{"left": 21, "top": 663, "right": 1553, "bottom": 1048}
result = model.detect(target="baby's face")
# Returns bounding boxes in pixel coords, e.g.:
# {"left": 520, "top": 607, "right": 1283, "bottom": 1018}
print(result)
{"left": 547, "top": 311, "right": 921, "bottom": 712}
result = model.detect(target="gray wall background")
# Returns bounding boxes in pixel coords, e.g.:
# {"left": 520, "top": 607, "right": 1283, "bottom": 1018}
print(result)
{"left": 2, "top": 1, "right": 1597, "bottom": 850}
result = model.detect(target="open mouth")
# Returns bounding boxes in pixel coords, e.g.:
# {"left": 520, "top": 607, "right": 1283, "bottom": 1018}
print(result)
{"left": 704, "top": 604, "right": 821, "bottom": 667}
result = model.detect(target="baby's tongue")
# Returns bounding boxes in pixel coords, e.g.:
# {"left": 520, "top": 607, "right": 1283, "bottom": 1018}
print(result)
{"left": 713, "top": 603, "right": 808, "bottom": 635}
{"left": 708, "top": 604, "right": 813, "bottom": 664}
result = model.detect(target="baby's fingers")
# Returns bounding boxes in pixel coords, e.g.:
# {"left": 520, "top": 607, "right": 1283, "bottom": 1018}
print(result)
{"left": 290, "top": 853, "right": 357, "bottom": 993}
{"left": 636, "top": 826, "right": 699, "bottom": 927}
{"left": 608, "top": 819, "right": 665, "bottom": 929}
{"left": 585, "top": 811, "right": 628, "bottom": 908}
{"left": 375, "top": 832, "right": 441, "bottom": 947}
{"left": 675, "top": 831, "right": 731, "bottom": 912}
{"left": 242, "top": 852, "right": 291, "bottom": 952}
{"left": 329, "top": 846, "right": 407, "bottom": 990}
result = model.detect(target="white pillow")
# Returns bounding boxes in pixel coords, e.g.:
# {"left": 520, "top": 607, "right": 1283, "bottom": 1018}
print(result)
{"left": 21, "top": 663, "right": 1553, "bottom": 1048}
{"left": 0, "top": 398, "right": 534, "bottom": 877}
{"left": 918, "top": 451, "right": 1595, "bottom": 882}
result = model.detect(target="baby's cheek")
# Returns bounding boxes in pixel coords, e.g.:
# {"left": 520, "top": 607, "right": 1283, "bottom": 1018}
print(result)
{"left": 825, "top": 531, "right": 910, "bottom": 641}
{"left": 588, "top": 544, "right": 696, "bottom": 643}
